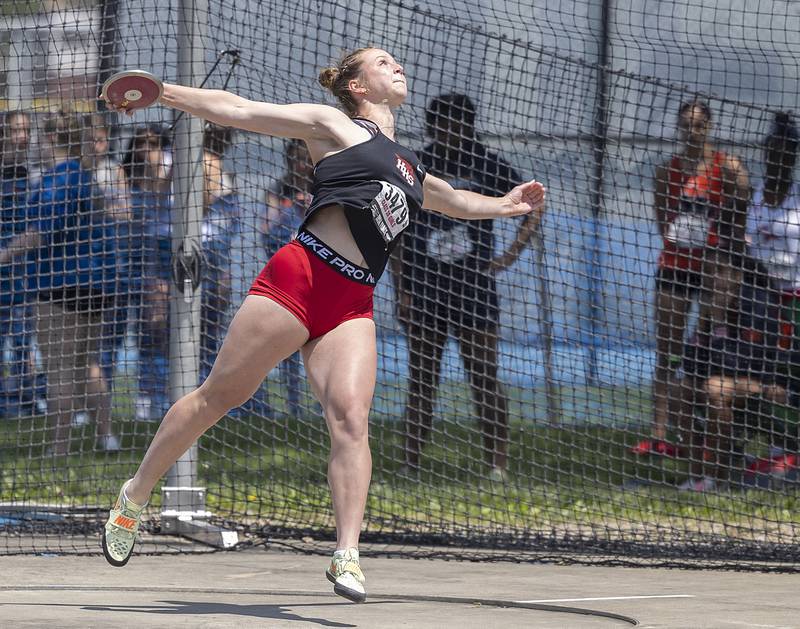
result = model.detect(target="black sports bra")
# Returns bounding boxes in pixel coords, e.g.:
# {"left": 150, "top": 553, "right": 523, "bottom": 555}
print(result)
{"left": 302, "top": 118, "right": 426, "bottom": 279}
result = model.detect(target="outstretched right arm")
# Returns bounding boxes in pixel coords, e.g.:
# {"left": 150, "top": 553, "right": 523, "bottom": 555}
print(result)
{"left": 158, "top": 84, "right": 349, "bottom": 140}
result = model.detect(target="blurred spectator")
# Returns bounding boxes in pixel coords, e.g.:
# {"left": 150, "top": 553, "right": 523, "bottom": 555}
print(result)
{"left": 200, "top": 123, "right": 240, "bottom": 387}
{"left": 743, "top": 111, "right": 800, "bottom": 475}
{"left": 263, "top": 139, "right": 311, "bottom": 252}
{"left": 677, "top": 258, "right": 790, "bottom": 491}
{"left": 259, "top": 138, "right": 313, "bottom": 417}
{"left": 394, "top": 93, "right": 540, "bottom": 480}
{"left": 81, "top": 113, "right": 131, "bottom": 419}
{"left": 121, "top": 125, "right": 173, "bottom": 421}
{"left": 634, "top": 99, "right": 750, "bottom": 457}
{"left": 0, "top": 109, "right": 120, "bottom": 454}
{"left": 82, "top": 113, "right": 130, "bottom": 220}
{"left": 0, "top": 110, "right": 44, "bottom": 417}
{"left": 747, "top": 112, "right": 800, "bottom": 341}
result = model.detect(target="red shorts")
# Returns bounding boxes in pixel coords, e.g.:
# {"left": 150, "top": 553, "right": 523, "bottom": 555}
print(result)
{"left": 248, "top": 231, "right": 375, "bottom": 340}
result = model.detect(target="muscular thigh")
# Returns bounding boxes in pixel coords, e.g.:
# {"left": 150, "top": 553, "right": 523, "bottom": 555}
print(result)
{"left": 200, "top": 295, "right": 309, "bottom": 404}
{"left": 301, "top": 318, "right": 377, "bottom": 416}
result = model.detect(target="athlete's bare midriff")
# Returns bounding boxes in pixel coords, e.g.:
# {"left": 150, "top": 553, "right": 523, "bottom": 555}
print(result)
{"left": 304, "top": 203, "right": 368, "bottom": 267}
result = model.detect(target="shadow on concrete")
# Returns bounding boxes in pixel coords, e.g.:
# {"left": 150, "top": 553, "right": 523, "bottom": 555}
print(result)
{"left": 5, "top": 599, "right": 406, "bottom": 626}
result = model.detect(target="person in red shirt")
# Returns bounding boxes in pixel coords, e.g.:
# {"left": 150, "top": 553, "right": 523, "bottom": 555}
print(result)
{"left": 632, "top": 99, "right": 750, "bottom": 457}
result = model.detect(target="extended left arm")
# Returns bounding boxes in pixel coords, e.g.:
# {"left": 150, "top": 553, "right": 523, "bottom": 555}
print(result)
{"left": 422, "top": 173, "right": 545, "bottom": 220}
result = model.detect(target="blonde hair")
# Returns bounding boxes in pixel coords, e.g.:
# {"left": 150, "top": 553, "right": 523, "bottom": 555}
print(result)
{"left": 318, "top": 47, "right": 372, "bottom": 116}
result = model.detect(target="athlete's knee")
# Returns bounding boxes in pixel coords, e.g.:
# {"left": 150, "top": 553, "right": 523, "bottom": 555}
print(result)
{"left": 326, "top": 400, "right": 370, "bottom": 443}
{"left": 197, "top": 379, "right": 253, "bottom": 416}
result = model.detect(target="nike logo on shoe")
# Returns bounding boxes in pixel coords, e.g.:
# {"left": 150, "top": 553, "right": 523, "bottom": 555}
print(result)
{"left": 113, "top": 514, "right": 137, "bottom": 530}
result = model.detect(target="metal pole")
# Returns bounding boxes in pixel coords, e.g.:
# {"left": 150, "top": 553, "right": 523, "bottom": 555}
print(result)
{"left": 586, "top": 0, "right": 612, "bottom": 392}
{"left": 533, "top": 222, "right": 560, "bottom": 426}
{"left": 161, "top": 0, "right": 237, "bottom": 548}
{"left": 96, "top": 0, "right": 119, "bottom": 108}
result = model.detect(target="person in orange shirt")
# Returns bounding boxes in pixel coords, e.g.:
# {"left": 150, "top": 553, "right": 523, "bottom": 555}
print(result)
{"left": 632, "top": 99, "right": 750, "bottom": 457}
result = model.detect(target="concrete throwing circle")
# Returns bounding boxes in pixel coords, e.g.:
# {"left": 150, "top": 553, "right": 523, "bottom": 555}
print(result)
{"left": 0, "top": 585, "right": 639, "bottom": 625}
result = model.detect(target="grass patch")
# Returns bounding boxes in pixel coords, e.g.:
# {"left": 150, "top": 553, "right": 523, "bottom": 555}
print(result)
{"left": 1, "top": 384, "right": 798, "bottom": 551}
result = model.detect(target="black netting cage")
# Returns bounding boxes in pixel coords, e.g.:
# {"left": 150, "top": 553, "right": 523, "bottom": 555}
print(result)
{"left": 1, "top": 0, "right": 799, "bottom": 570}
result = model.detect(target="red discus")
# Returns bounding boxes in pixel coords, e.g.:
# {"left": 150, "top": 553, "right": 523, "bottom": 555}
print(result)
{"left": 101, "top": 70, "right": 163, "bottom": 111}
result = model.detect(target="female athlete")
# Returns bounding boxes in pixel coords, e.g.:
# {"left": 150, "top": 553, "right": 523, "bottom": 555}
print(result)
{"left": 101, "top": 47, "right": 546, "bottom": 603}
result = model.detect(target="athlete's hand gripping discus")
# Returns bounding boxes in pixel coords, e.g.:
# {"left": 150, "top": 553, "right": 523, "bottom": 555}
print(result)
{"left": 101, "top": 70, "right": 163, "bottom": 113}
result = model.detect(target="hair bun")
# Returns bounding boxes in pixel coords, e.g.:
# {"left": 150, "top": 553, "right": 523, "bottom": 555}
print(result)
{"left": 318, "top": 67, "right": 339, "bottom": 91}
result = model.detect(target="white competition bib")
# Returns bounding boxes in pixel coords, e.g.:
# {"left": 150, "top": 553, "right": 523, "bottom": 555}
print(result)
{"left": 368, "top": 180, "right": 409, "bottom": 244}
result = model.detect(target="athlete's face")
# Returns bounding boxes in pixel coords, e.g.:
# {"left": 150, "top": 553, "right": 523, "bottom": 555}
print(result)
{"left": 352, "top": 48, "right": 407, "bottom": 107}
{"left": 677, "top": 106, "right": 710, "bottom": 148}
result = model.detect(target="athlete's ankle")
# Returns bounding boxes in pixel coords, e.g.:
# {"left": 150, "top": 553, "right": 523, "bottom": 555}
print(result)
{"left": 123, "top": 479, "right": 149, "bottom": 509}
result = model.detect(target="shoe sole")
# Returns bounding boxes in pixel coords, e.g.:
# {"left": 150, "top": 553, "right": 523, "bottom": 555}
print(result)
{"left": 326, "top": 570, "right": 366, "bottom": 603}
{"left": 101, "top": 530, "right": 134, "bottom": 567}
